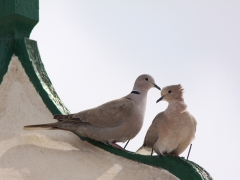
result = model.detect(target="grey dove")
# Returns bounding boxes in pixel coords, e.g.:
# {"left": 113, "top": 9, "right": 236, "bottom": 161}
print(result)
{"left": 24, "top": 74, "right": 160, "bottom": 150}
{"left": 136, "top": 84, "right": 197, "bottom": 156}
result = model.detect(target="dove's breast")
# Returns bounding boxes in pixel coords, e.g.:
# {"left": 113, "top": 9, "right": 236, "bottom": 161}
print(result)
{"left": 153, "top": 111, "right": 197, "bottom": 155}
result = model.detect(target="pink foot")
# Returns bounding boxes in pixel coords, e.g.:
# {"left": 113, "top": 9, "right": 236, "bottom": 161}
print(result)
{"left": 163, "top": 153, "right": 180, "bottom": 157}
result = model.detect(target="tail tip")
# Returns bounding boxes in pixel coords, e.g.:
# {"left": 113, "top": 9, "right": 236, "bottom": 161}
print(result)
{"left": 23, "top": 126, "right": 52, "bottom": 131}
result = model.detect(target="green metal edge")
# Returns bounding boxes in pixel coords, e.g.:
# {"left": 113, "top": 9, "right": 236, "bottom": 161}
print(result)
{"left": 78, "top": 136, "right": 213, "bottom": 180}
{"left": 0, "top": 0, "right": 39, "bottom": 39}
{"left": 0, "top": 39, "right": 69, "bottom": 116}
{"left": 0, "top": 39, "right": 13, "bottom": 84}
{"left": 14, "top": 38, "right": 70, "bottom": 115}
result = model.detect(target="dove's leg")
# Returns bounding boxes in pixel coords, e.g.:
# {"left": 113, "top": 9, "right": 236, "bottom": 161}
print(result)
{"left": 151, "top": 148, "right": 154, "bottom": 156}
{"left": 187, "top": 144, "right": 192, "bottom": 160}
{"left": 124, "top": 140, "right": 130, "bottom": 149}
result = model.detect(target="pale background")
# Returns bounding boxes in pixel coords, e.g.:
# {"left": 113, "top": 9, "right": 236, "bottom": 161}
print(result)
{"left": 31, "top": 1, "right": 240, "bottom": 180}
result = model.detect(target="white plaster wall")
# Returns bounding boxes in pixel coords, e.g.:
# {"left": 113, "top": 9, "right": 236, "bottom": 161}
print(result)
{"left": 0, "top": 56, "right": 179, "bottom": 180}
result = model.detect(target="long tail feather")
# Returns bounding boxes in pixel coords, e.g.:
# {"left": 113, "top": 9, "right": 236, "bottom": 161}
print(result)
{"left": 23, "top": 123, "right": 59, "bottom": 131}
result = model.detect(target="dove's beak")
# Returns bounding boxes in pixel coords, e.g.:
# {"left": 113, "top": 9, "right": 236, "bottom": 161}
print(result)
{"left": 152, "top": 83, "right": 161, "bottom": 90}
{"left": 156, "top": 96, "right": 163, "bottom": 103}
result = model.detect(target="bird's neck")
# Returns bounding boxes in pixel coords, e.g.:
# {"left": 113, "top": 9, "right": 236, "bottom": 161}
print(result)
{"left": 127, "top": 89, "right": 148, "bottom": 111}
{"left": 164, "top": 100, "right": 187, "bottom": 117}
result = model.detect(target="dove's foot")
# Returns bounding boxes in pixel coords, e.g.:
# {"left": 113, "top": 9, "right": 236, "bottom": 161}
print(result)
{"left": 163, "top": 153, "right": 180, "bottom": 157}
{"left": 107, "top": 142, "right": 126, "bottom": 151}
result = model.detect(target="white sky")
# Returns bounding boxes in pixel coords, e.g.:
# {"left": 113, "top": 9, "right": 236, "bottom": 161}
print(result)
{"left": 31, "top": 1, "right": 240, "bottom": 179}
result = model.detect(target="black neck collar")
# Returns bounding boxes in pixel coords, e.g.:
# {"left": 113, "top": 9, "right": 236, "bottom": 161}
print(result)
{"left": 131, "top": 90, "right": 140, "bottom": 94}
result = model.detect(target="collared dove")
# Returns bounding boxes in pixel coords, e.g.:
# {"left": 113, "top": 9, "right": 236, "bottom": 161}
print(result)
{"left": 136, "top": 84, "right": 197, "bottom": 156}
{"left": 24, "top": 74, "right": 160, "bottom": 150}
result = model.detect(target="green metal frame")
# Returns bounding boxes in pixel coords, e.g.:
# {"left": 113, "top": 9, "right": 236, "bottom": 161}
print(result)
{"left": 0, "top": 1, "right": 213, "bottom": 179}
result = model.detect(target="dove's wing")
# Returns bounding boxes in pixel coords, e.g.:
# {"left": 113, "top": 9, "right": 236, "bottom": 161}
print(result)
{"left": 144, "top": 112, "right": 164, "bottom": 147}
{"left": 54, "top": 97, "right": 134, "bottom": 128}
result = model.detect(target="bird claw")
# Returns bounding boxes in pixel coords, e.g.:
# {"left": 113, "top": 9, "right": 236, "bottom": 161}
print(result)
{"left": 163, "top": 153, "right": 180, "bottom": 157}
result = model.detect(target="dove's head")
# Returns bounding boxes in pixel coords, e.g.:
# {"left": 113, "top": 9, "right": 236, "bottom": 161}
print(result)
{"left": 133, "top": 74, "right": 161, "bottom": 93}
{"left": 156, "top": 84, "right": 184, "bottom": 103}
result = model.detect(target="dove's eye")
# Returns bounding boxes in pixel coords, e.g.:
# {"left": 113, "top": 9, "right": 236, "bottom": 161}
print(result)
{"left": 168, "top": 90, "right": 172, "bottom": 93}
{"left": 145, "top": 78, "right": 148, "bottom": 81}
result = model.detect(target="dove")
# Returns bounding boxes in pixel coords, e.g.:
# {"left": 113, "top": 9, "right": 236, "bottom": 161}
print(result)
{"left": 24, "top": 74, "right": 161, "bottom": 150}
{"left": 136, "top": 84, "right": 197, "bottom": 156}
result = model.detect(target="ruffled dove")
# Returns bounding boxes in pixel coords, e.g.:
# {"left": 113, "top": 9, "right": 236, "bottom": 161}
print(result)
{"left": 136, "top": 84, "right": 197, "bottom": 156}
{"left": 24, "top": 74, "right": 161, "bottom": 150}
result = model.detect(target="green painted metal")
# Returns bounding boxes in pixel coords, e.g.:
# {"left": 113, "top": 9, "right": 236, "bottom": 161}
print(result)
{"left": 0, "top": 0, "right": 69, "bottom": 115}
{"left": 0, "top": 1, "right": 213, "bottom": 180}
{"left": 0, "top": 0, "right": 39, "bottom": 39}
{"left": 0, "top": 0, "right": 39, "bottom": 83}
{"left": 0, "top": 38, "right": 70, "bottom": 115}
{"left": 79, "top": 137, "right": 213, "bottom": 180}
{"left": 0, "top": 39, "right": 13, "bottom": 84}
{"left": 15, "top": 38, "right": 70, "bottom": 115}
